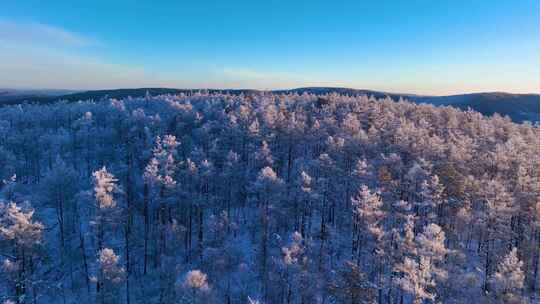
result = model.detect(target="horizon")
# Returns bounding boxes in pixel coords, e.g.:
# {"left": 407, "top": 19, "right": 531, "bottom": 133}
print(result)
{"left": 2, "top": 1, "right": 540, "bottom": 95}
{"left": 4, "top": 86, "right": 540, "bottom": 98}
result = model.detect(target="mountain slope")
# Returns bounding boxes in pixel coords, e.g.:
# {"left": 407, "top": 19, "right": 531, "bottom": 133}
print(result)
{"left": 2, "top": 87, "right": 540, "bottom": 122}
{"left": 288, "top": 88, "right": 540, "bottom": 122}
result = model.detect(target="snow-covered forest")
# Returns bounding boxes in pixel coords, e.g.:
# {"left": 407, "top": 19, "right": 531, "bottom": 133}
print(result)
{"left": 1, "top": 92, "right": 540, "bottom": 304}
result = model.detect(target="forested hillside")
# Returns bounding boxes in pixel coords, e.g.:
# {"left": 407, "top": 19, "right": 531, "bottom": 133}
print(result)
{"left": 3, "top": 87, "right": 540, "bottom": 122}
{"left": 1, "top": 92, "right": 540, "bottom": 303}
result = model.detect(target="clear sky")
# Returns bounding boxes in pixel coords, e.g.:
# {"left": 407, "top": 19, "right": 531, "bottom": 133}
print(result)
{"left": 1, "top": 1, "right": 540, "bottom": 95}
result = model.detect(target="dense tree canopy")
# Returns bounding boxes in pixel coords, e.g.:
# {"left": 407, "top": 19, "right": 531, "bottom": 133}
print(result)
{"left": 1, "top": 92, "right": 540, "bottom": 303}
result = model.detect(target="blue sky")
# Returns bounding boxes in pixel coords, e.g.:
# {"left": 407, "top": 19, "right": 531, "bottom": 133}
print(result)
{"left": 1, "top": 1, "right": 540, "bottom": 95}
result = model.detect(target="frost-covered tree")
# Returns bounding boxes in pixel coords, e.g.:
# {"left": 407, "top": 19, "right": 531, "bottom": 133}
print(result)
{"left": 93, "top": 167, "right": 120, "bottom": 210}
{"left": 0, "top": 92, "right": 539, "bottom": 303}
{"left": 395, "top": 257, "right": 435, "bottom": 304}
{"left": 142, "top": 135, "right": 178, "bottom": 273}
{"left": 328, "top": 260, "right": 376, "bottom": 304}
{"left": 41, "top": 157, "right": 78, "bottom": 250}
{"left": 280, "top": 231, "right": 309, "bottom": 303}
{"left": 0, "top": 201, "right": 43, "bottom": 303}
{"left": 179, "top": 270, "right": 212, "bottom": 304}
{"left": 396, "top": 223, "right": 447, "bottom": 303}
{"left": 420, "top": 174, "right": 445, "bottom": 224}
{"left": 92, "top": 167, "right": 120, "bottom": 250}
{"left": 0, "top": 202, "right": 43, "bottom": 248}
{"left": 252, "top": 166, "right": 284, "bottom": 300}
{"left": 96, "top": 248, "right": 125, "bottom": 304}
{"left": 351, "top": 185, "right": 385, "bottom": 265}
{"left": 490, "top": 247, "right": 524, "bottom": 303}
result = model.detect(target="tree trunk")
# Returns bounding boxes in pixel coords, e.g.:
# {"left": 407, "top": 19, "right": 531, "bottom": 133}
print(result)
{"left": 143, "top": 182, "right": 149, "bottom": 275}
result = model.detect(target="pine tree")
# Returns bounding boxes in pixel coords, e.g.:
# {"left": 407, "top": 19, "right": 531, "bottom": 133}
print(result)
{"left": 351, "top": 185, "right": 385, "bottom": 266}
{"left": 490, "top": 247, "right": 524, "bottom": 303}
{"left": 92, "top": 167, "right": 120, "bottom": 249}
{"left": 0, "top": 201, "right": 43, "bottom": 302}
{"left": 179, "top": 270, "right": 212, "bottom": 304}
{"left": 97, "top": 248, "right": 125, "bottom": 304}
{"left": 142, "top": 135, "right": 179, "bottom": 273}
{"left": 252, "top": 166, "right": 283, "bottom": 301}
{"left": 280, "top": 231, "right": 308, "bottom": 303}
{"left": 327, "top": 261, "right": 376, "bottom": 304}
{"left": 395, "top": 223, "right": 447, "bottom": 304}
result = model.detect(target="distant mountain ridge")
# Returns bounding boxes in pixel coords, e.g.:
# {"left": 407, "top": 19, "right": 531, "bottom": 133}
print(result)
{"left": 0, "top": 88, "right": 76, "bottom": 102}
{"left": 2, "top": 87, "right": 540, "bottom": 123}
